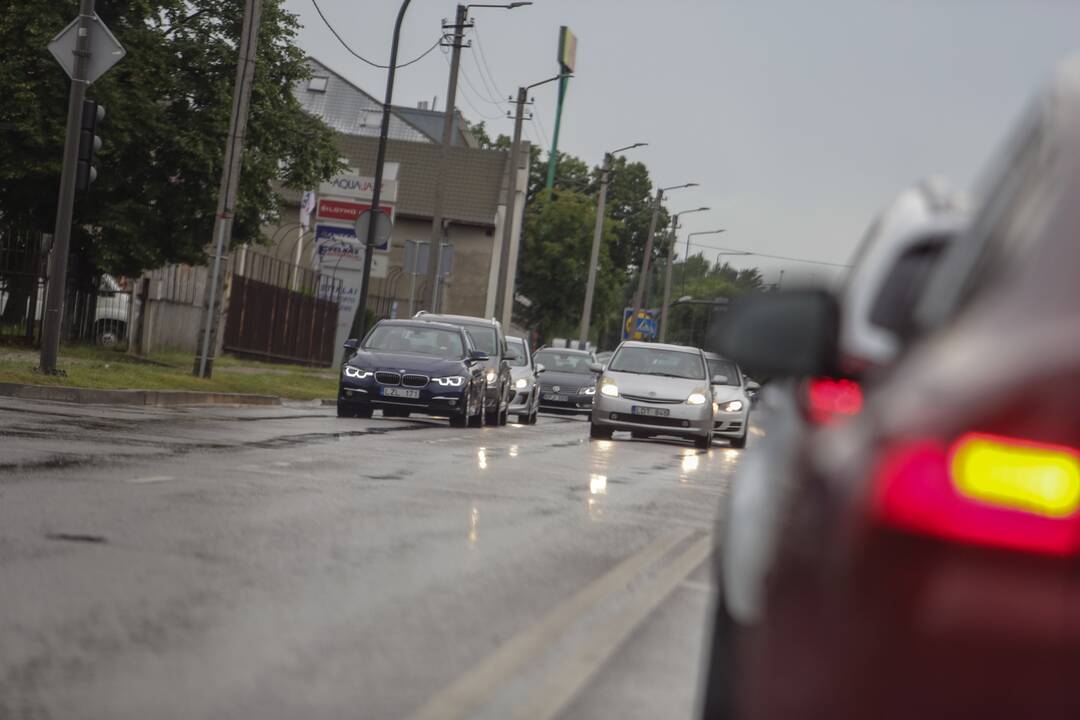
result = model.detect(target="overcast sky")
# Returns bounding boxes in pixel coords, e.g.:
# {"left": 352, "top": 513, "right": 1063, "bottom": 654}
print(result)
{"left": 284, "top": 0, "right": 1080, "bottom": 284}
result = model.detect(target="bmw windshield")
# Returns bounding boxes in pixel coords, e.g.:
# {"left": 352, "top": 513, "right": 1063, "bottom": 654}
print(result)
{"left": 363, "top": 325, "right": 464, "bottom": 360}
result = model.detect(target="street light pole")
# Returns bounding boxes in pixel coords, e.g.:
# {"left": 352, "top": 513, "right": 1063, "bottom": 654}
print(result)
{"left": 681, "top": 229, "right": 725, "bottom": 297}
{"left": 659, "top": 207, "right": 708, "bottom": 342}
{"left": 494, "top": 72, "right": 569, "bottom": 328}
{"left": 578, "top": 142, "right": 645, "bottom": 345}
{"left": 349, "top": 0, "right": 411, "bottom": 339}
{"left": 629, "top": 182, "right": 697, "bottom": 340}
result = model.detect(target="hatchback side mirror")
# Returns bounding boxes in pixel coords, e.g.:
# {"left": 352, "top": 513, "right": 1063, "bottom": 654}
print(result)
{"left": 719, "top": 290, "right": 839, "bottom": 377}
{"left": 504, "top": 351, "right": 519, "bottom": 362}
{"left": 535, "top": 363, "right": 546, "bottom": 374}
{"left": 343, "top": 338, "right": 360, "bottom": 351}
{"left": 589, "top": 362, "right": 604, "bottom": 374}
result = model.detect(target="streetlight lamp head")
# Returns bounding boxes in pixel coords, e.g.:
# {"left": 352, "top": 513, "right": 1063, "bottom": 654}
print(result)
{"left": 678, "top": 295, "right": 693, "bottom": 303}
{"left": 507, "top": 2, "right": 533, "bottom": 6}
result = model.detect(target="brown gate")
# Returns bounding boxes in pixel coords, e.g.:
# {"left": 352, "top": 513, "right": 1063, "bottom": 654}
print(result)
{"left": 223, "top": 256, "right": 340, "bottom": 366}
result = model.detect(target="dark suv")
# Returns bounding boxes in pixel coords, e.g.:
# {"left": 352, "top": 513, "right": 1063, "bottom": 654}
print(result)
{"left": 413, "top": 312, "right": 514, "bottom": 426}
{"left": 337, "top": 319, "right": 489, "bottom": 427}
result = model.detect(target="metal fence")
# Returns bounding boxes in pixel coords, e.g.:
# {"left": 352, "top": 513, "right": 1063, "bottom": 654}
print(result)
{"left": 0, "top": 228, "right": 45, "bottom": 345}
{"left": 223, "top": 251, "right": 342, "bottom": 366}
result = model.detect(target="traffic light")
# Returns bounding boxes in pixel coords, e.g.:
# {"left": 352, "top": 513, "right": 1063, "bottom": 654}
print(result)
{"left": 75, "top": 100, "right": 105, "bottom": 192}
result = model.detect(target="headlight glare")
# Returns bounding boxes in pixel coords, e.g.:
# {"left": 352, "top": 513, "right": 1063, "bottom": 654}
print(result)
{"left": 687, "top": 391, "right": 709, "bottom": 405}
{"left": 720, "top": 400, "right": 745, "bottom": 412}
{"left": 515, "top": 377, "right": 529, "bottom": 390}
{"left": 344, "top": 366, "right": 372, "bottom": 380}
{"left": 599, "top": 379, "right": 619, "bottom": 398}
{"left": 486, "top": 369, "right": 498, "bottom": 386}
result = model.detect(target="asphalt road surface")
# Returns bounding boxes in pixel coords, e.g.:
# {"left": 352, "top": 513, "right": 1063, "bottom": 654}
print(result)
{"left": 0, "top": 397, "right": 751, "bottom": 720}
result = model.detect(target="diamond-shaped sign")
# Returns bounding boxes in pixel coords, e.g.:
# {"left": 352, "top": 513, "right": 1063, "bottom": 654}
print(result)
{"left": 48, "top": 14, "right": 126, "bottom": 85}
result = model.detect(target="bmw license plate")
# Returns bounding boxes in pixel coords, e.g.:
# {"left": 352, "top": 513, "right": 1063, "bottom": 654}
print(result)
{"left": 382, "top": 387, "right": 420, "bottom": 399}
{"left": 631, "top": 406, "right": 670, "bottom": 417}
{"left": 543, "top": 393, "right": 568, "bottom": 402}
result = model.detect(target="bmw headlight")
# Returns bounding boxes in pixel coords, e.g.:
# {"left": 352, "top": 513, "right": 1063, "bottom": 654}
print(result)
{"left": 580, "top": 386, "right": 596, "bottom": 396}
{"left": 515, "top": 377, "right": 529, "bottom": 390}
{"left": 486, "top": 369, "right": 498, "bottom": 386}
{"left": 599, "top": 378, "right": 619, "bottom": 398}
{"left": 686, "top": 390, "right": 709, "bottom": 405}
{"left": 720, "top": 399, "right": 744, "bottom": 412}
{"left": 434, "top": 376, "right": 466, "bottom": 387}
{"left": 344, "top": 366, "right": 372, "bottom": 380}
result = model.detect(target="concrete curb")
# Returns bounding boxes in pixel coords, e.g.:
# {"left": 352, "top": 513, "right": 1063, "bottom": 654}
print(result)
{"left": 0, "top": 383, "right": 282, "bottom": 407}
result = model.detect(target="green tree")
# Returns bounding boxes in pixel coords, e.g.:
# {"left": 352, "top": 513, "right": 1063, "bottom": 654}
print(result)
{"left": 517, "top": 190, "right": 620, "bottom": 342}
{"left": 0, "top": 0, "right": 341, "bottom": 276}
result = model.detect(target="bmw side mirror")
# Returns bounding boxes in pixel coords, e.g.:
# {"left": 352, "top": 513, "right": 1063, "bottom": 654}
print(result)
{"left": 468, "top": 350, "right": 490, "bottom": 364}
{"left": 589, "top": 362, "right": 604, "bottom": 374}
{"left": 535, "top": 363, "right": 546, "bottom": 374}
{"left": 343, "top": 338, "right": 360, "bottom": 351}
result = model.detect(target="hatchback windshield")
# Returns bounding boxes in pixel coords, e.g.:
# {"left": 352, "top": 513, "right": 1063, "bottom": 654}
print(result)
{"left": 534, "top": 350, "right": 594, "bottom": 374}
{"left": 706, "top": 358, "right": 740, "bottom": 385}
{"left": 507, "top": 338, "right": 528, "bottom": 367}
{"left": 609, "top": 347, "right": 706, "bottom": 380}
{"left": 364, "top": 325, "right": 464, "bottom": 359}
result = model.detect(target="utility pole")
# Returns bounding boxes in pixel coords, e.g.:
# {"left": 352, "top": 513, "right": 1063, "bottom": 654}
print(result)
{"left": 426, "top": 3, "right": 468, "bottom": 313}
{"left": 349, "top": 0, "right": 412, "bottom": 339}
{"left": 193, "top": 0, "right": 262, "bottom": 378}
{"left": 494, "top": 85, "right": 527, "bottom": 327}
{"left": 495, "top": 71, "right": 568, "bottom": 328}
{"left": 629, "top": 182, "right": 697, "bottom": 339}
{"left": 659, "top": 207, "right": 708, "bottom": 342}
{"left": 39, "top": 0, "right": 95, "bottom": 374}
{"left": 579, "top": 142, "right": 645, "bottom": 344}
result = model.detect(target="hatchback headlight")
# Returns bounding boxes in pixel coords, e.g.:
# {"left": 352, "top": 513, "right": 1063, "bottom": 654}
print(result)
{"left": 720, "top": 399, "right": 744, "bottom": 412}
{"left": 434, "top": 376, "right": 465, "bottom": 387}
{"left": 515, "top": 377, "right": 529, "bottom": 390}
{"left": 344, "top": 366, "right": 372, "bottom": 380}
{"left": 581, "top": 386, "right": 596, "bottom": 396}
{"left": 686, "top": 390, "right": 709, "bottom": 405}
{"left": 486, "top": 369, "right": 498, "bottom": 386}
{"left": 599, "top": 378, "right": 619, "bottom": 398}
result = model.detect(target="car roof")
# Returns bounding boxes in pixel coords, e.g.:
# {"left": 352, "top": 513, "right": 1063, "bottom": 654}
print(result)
{"left": 374, "top": 319, "right": 466, "bottom": 334}
{"left": 536, "top": 347, "right": 591, "bottom": 355}
{"left": 414, "top": 312, "right": 500, "bottom": 329}
{"left": 618, "top": 340, "right": 702, "bottom": 354}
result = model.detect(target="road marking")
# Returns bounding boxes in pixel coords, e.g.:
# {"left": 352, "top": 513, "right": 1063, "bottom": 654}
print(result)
{"left": 514, "top": 534, "right": 714, "bottom": 720}
{"left": 404, "top": 527, "right": 695, "bottom": 720}
{"left": 125, "top": 475, "right": 174, "bottom": 484}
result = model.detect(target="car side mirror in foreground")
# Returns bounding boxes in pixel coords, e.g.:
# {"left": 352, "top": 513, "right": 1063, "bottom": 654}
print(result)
{"left": 719, "top": 290, "right": 839, "bottom": 378}
{"left": 343, "top": 338, "right": 360, "bottom": 351}
{"left": 504, "top": 351, "right": 519, "bottom": 362}
{"left": 535, "top": 363, "right": 546, "bottom": 374}
{"left": 467, "top": 350, "right": 490, "bottom": 364}
{"left": 711, "top": 374, "right": 729, "bottom": 385}
{"left": 589, "top": 362, "right": 604, "bottom": 374}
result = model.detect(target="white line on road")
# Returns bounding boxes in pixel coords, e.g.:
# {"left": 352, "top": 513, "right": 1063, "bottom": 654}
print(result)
{"left": 403, "top": 527, "right": 696, "bottom": 720}
{"left": 514, "top": 534, "right": 714, "bottom": 720}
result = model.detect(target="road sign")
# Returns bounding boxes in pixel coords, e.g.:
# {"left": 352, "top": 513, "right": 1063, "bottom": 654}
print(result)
{"left": 403, "top": 240, "right": 429, "bottom": 275}
{"left": 622, "top": 308, "right": 658, "bottom": 340}
{"left": 48, "top": 14, "right": 126, "bottom": 85}
{"left": 318, "top": 174, "right": 399, "bottom": 204}
{"left": 354, "top": 209, "right": 394, "bottom": 246}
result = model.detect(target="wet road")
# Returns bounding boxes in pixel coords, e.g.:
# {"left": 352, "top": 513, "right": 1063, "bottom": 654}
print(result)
{"left": 0, "top": 397, "right": 747, "bottom": 720}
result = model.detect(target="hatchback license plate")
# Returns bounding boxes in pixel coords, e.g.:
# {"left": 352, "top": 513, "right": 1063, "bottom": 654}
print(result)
{"left": 382, "top": 387, "right": 420, "bottom": 399}
{"left": 543, "top": 393, "right": 568, "bottom": 402}
{"left": 631, "top": 406, "right": 670, "bottom": 417}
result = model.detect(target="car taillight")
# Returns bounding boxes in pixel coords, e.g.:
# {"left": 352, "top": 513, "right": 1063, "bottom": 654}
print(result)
{"left": 871, "top": 433, "right": 1080, "bottom": 556}
{"left": 803, "top": 377, "right": 863, "bottom": 425}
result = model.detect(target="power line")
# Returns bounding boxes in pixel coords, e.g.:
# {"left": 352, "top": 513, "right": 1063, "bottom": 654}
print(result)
{"left": 459, "top": 62, "right": 504, "bottom": 107}
{"left": 469, "top": 41, "right": 507, "bottom": 107}
{"left": 443, "top": 50, "right": 503, "bottom": 120}
{"left": 684, "top": 241, "right": 853, "bottom": 268}
{"left": 532, "top": 101, "right": 551, "bottom": 149}
{"left": 472, "top": 25, "right": 507, "bottom": 100}
{"left": 311, "top": 0, "right": 443, "bottom": 70}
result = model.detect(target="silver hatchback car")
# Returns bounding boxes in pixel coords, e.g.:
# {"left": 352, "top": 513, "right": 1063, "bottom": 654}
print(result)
{"left": 589, "top": 341, "right": 715, "bottom": 449}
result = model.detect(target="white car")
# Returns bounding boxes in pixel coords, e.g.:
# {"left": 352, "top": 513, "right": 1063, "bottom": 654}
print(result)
{"left": 703, "top": 353, "right": 751, "bottom": 448}
{"left": 506, "top": 335, "right": 542, "bottom": 424}
{"left": 590, "top": 341, "right": 715, "bottom": 449}
{"left": 719, "top": 179, "right": 968, "bottom": 626}
{"left": 0, "top": 274, "right": 130, "bottom": 346}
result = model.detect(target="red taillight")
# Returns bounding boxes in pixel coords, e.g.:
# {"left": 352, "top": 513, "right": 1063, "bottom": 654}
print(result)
{"left": 871, "top": 433, "right": 1080, "bottom": 556}
{"left": 804, "top": 377, "right": 863, "bottom": 424}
